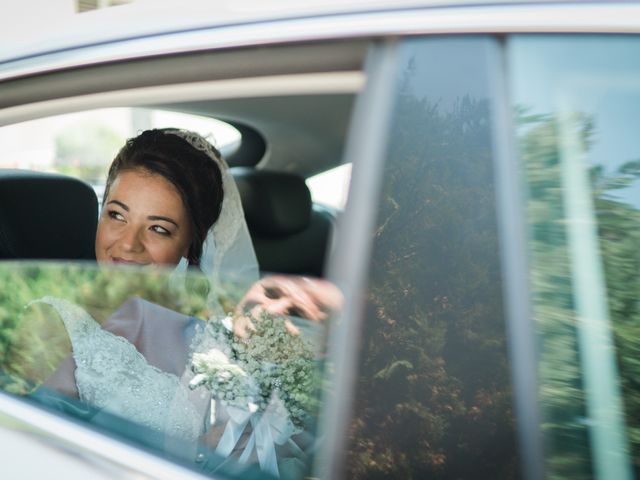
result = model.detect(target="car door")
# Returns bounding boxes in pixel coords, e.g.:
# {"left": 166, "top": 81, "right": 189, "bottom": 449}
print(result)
{"left": 3, "top": 3, "right": 640, "bottom": 480}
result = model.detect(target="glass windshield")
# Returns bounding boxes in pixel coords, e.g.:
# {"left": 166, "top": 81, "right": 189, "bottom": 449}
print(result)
{"left": 0, "top": 261, "right": 335, "bottom": 479}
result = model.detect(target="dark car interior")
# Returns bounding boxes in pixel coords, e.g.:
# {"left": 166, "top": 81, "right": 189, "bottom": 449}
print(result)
{"left": 0, "top": 169, "right": 98, "bottom": 261}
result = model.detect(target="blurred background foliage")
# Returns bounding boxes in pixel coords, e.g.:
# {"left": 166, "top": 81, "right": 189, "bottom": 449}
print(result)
{"left": 520, "top": 109, "right": 640, "bottom": 478}
{"left": 518, "top": 111, "right": 593, "bottom": 480}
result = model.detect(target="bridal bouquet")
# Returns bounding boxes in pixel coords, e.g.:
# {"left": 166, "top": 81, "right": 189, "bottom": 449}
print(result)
{"left": 189, "top": 310, "right": 319, "bottom": 429}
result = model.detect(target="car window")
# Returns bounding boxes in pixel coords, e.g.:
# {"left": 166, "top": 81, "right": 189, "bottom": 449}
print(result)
{"left": 0, "top": 100, "right": 350, "bottom": 478}
{"left": 0, "top": 261, "right": 335, "bottom": 479}
{"left": 511, "top": 34, "right": 640, "bottom": 479}
{"left": 0, "top": 58, "right": 362, "bottom": 477}
{"left": 0, "top": 108, "right": 240, "bottom": 202}
{"left": 345, "top": 36, "right": 521, "bottom": 479}
{"left": 306, "top": 163, "right": 352, "bottom": 210}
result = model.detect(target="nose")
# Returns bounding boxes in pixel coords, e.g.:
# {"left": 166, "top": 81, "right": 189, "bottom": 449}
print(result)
{"left": 117, "top": 225, "right": 145, "bottom": 254}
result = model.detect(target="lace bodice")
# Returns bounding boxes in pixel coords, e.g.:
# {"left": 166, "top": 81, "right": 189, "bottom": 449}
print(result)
{"left": 37, "top": 296, "right": 204, "bottom": 441}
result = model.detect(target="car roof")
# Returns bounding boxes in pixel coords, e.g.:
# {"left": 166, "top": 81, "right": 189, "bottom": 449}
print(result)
{"left": 3, "top": 0, "right": 637, "bottom": 83}
{"left": 1, "top": 0, "right": 632, "bottom": 178}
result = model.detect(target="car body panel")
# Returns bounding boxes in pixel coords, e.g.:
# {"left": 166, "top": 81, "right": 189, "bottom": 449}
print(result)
{"left": 3, "top": 2, "right": 640, "bottom": 82}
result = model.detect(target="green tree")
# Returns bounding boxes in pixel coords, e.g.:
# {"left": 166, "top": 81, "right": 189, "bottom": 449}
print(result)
{"left": 518, "top": 111, "right": 592, "bottom": 480}
{"left": 519, "top": 109, "right": 640, "bottom": 478}
{"left": 593, "top": 161, "right": 640, "bottom": 475}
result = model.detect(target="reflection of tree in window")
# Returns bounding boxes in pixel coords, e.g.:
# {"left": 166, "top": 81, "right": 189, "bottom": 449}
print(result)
{"left": 594, "top": 157, "right": 640, "bottom": 476}
{"left": 347, "top": 55, "right": 519, "bottom": 479}
{"left": 518, "top": 109, "right": 592, "bottom": 480}
{"left": 521, "top": 107, "right": 640, "bottom": 478}
{"left": 0, "top": 266, "right": 210, "bottom": 395}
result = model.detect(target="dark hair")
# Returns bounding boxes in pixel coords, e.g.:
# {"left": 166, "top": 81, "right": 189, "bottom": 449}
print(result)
{"left": 103, "top": 129, "right": 224, "bottom": 265}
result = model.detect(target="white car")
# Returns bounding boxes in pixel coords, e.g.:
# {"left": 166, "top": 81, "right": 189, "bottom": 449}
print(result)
{"left": 1, "top": 1, "right": 639, "bottom": 479}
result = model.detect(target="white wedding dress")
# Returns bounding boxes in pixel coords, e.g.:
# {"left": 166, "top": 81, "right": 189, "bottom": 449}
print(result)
{"left": 36, "top": 296, "right": 206, "bottom": 442}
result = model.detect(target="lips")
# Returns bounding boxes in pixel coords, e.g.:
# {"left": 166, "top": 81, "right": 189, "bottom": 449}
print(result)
{"left": 111, "top": 257, "right": 148, "bottom": 265}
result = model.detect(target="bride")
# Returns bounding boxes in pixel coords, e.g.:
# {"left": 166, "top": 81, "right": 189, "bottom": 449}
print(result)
{"left": 11, "top": 128, "right": 340, "bottom": 478}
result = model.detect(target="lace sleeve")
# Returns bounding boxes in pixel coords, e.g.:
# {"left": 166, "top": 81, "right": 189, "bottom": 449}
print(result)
{"left": 32, "top": 296, "right": 206, "bottom": 442}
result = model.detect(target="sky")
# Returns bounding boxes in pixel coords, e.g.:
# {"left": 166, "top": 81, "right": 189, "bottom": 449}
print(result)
{"left": 510, "top": 35, "right": 640, "bottom": 208}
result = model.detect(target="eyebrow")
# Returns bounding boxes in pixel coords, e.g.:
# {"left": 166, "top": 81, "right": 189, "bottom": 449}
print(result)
{"left": 107, "top": 200, "right": 180, "bottom": 228}
{"left": 107, "top": 200, "right": 129, "bottom": 211}
{"left": 148, "top": 215, "right": 180, "bottom": 228}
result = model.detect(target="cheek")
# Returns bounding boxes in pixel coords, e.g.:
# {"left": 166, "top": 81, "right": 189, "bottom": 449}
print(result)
{"left": 94, "top": 221, "right": 112, "bottom": 259}
{"left": 145, "top": 242, "right": 186, "bottom": 265}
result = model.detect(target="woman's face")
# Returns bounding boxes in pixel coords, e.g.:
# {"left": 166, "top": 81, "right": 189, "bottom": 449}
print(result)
{"left": 95, "top": 169, "right": 192, "bottom": 266}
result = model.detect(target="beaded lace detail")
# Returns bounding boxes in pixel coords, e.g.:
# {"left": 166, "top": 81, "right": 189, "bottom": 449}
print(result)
{"left": 35, "top": 296, "right": 203, "bottom": 441}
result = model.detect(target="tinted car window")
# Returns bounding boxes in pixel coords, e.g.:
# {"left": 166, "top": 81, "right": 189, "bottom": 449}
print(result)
{"left": 511, "top": 35, "right": 640, "bottom": 479}
{"left": 346, "top": 36, "right": 520, "bottom": 479}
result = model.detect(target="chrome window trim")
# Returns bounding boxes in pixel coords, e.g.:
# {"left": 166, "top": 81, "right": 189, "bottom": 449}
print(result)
{"left": 1, "top": 3, "right": 640, "bottom": 83}
{"left": 0, "top": 392, "right": 210, "bottom": 480}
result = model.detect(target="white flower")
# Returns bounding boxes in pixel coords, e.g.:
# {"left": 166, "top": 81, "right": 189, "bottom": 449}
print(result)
{"left": 221, "top": 315, "right": 234, "bottom": 332}
{"left": 194, "top": 349, "right": 230, "bottom": 367}
{"left": 189, "top": 373, "right": 208, "bottom": 390}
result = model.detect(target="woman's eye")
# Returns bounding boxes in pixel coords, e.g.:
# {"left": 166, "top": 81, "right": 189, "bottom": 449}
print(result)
{"left": 108, "top": 210, "right": 125, "bottom": 221}
{"left": 151, "top": 225, "right": 171, "bottom": 236}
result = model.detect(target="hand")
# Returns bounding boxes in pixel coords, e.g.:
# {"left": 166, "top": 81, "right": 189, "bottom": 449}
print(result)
{"left": 234, "top": 275, "right": 343, "bottom": 338}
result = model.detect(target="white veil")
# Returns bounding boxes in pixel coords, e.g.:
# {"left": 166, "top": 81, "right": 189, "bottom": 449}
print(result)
{"left": 164, "top": 128, "right": 260, "bottom": 317}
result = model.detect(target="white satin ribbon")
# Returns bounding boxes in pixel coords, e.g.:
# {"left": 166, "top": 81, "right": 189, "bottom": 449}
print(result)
{"left": 215, "top": 394, "right": 298, "bottom": 477}
{"left": 215, "top": 405, "right": 253, "bottom": 457}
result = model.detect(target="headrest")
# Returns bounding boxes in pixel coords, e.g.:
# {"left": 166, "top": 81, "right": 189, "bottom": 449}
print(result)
{"left": 231, "top": 167, "right": 311, "bottom": 236}
{"left": 0, "top": 170, "right": 98, "bottom": 260}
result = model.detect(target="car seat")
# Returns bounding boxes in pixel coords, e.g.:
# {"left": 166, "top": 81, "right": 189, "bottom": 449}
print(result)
{"left": 0, "top": 170, "right": 98, "bottom": 260}
{"left": 230, "top": 167, "right": 334, "bottom": 277}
